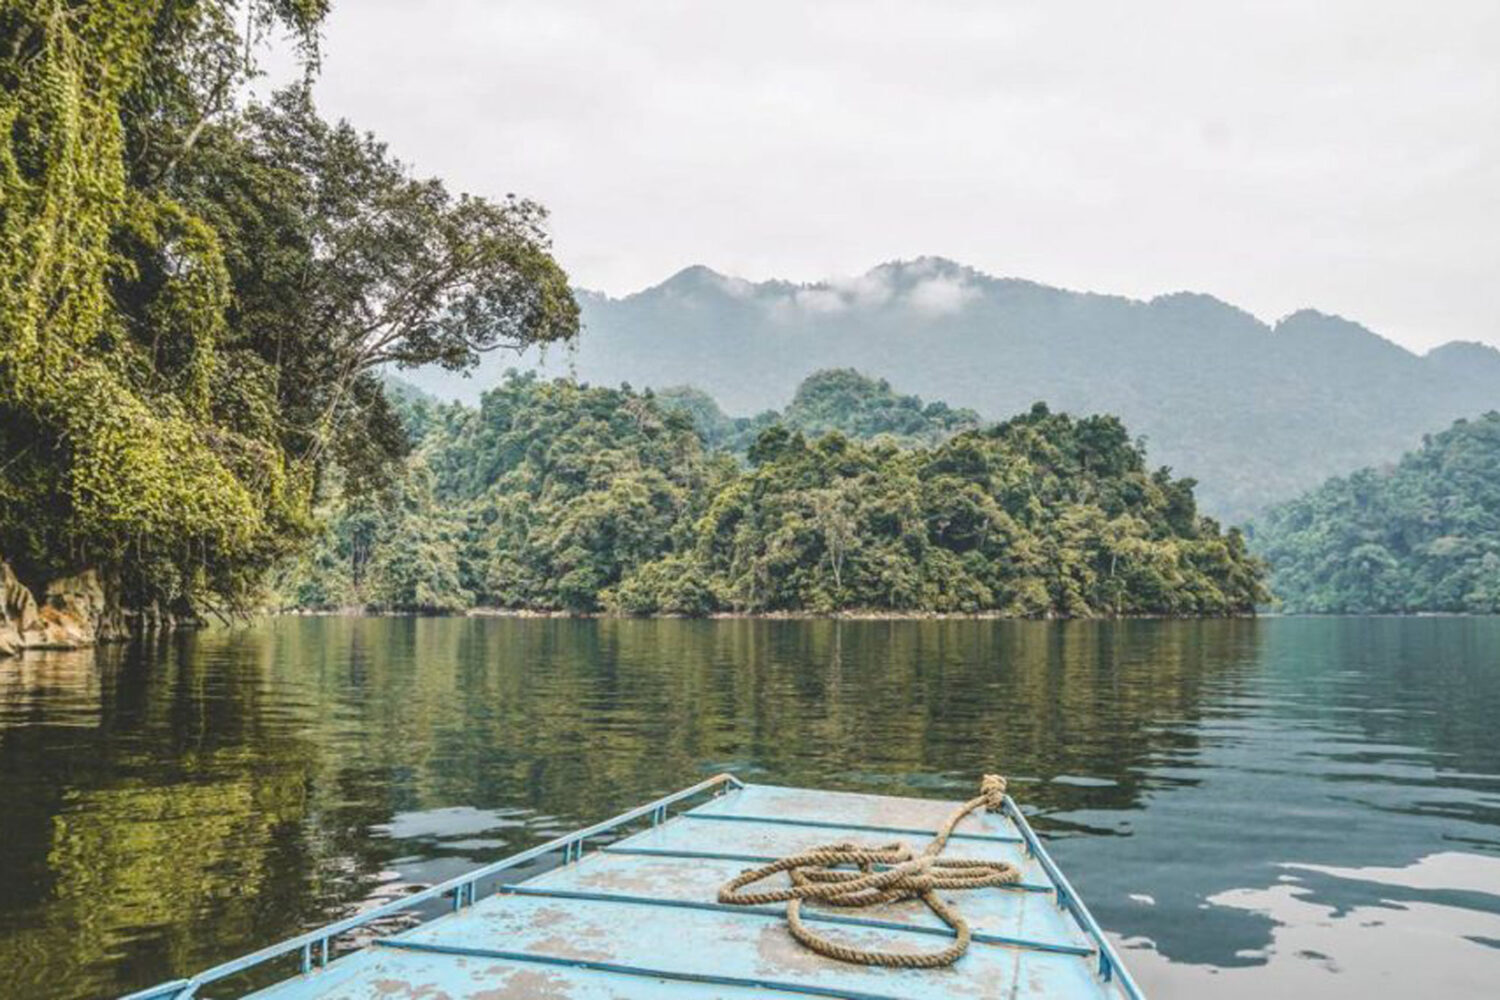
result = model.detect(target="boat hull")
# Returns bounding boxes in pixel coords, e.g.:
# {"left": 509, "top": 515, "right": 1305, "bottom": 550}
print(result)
{"left": 122, "top": 776, "right": 1142, "bottom": 1000}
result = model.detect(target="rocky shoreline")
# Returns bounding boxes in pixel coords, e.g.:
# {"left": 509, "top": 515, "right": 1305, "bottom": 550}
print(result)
{"left": 0, "top": 563, "right": 123, "bottom": 657}
{"left": 0, "top": 559, "right": 203, "bottom": 658}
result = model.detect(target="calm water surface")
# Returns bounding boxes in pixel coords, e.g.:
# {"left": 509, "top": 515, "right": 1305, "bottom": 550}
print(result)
{"left": 2, "top": 617, "right": 1499, "bottom": 999}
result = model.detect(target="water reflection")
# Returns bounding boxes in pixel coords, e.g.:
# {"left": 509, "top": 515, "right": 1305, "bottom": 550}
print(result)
{"left": 1121, "top": 853, "right": 1500, "bottom": 997}
{"left": 0, "top": 617, "right": 1497, "bottom": 998}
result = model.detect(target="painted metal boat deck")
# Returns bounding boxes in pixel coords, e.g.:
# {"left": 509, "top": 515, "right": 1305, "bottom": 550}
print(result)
{"left": 123, "top": 775, "right": 1142, "bottom": 1000}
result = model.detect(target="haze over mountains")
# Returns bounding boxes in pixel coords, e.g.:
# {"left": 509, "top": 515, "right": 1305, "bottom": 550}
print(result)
{"left": 405, "top": 258, "right": 1500, "bottom": 523}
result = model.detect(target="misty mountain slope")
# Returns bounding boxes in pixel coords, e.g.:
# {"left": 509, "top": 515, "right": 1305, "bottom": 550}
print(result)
{"left": 403, "top": 258, "right": 1499, "bottom": 523}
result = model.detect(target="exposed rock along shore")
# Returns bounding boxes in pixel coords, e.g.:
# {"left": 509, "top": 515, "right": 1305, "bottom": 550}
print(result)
{"left": 0, "top": 561, "right": 131, "bottom": 657}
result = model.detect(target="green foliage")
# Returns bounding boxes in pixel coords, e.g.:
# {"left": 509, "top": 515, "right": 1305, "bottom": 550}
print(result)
{"left": 282, "top": 374, "right": 1266, "bottom": 617}
{"left": 0, "top": 3, "right": 576, "bottom": 616}
{"left": 1254, "top": 413, "right": 1500, "bottom": 613}
{"left": 451, "top": 375, "right": 729, "bottom": 612}
{"left": 781, "top": 369, "right": 981, "bottom": 446}
{"left": 665, "top": 403, "right": 1264, "bottom": 615}
{"left": 606, "top": 553, "right": 719, "bottom": 616}
{"left": 657, "top": 368, "right": 977, "bottom": 453}
{"left": 0, "top": 1, "right": 314, "bottom": 608}
{"left": 177, "top": 86, "right": 578, "bottom": 475}
{"left": 422, "top": 261, "right": 1500, "bottom": 524}
{"left": 277, "top": 459, "right": 471, "bottom": 613}
{"left": 654, "top": 385, "right": 778, "bottom": 451}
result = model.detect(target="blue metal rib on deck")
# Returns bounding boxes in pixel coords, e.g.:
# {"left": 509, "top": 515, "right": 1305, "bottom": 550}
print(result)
{"left": 120, "top": 774, "right": 1144, "bottom": 1000}
{"left": 678, "top": 809, "right": 1025, "bottom": 843}
{"left": 597, "top": 844, "right": 1057, "bottom": 893}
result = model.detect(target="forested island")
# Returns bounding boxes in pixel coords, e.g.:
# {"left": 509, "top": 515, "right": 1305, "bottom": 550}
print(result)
{"left": 1253, "top": 414, "right": 1500, "bottom": 613}
{"left": 276, "top": 372, "right": 1267, "bottom": 617}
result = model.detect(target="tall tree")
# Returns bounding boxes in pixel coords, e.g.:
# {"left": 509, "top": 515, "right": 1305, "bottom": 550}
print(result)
{"left": 0, "top": 1, "right": 577, "bottom": 619}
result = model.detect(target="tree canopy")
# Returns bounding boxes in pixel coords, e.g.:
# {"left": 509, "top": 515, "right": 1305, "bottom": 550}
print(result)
{"left": 1253, "top": 413, "right": 1500, "bottom": 613}
{"left": 780, "top": 368, "right": 981, "bottom": 446}
{"left": 279, "top": 372, "right": 1266, "bottom": 617}
{"left": 0, "top": 1, "right": 577, "bottom": 617}
{"left": 655, "top": 368, "right": 979, "bottom": 454}
{"left": 415, "top": 260, "right": 1500, "bottom": 526}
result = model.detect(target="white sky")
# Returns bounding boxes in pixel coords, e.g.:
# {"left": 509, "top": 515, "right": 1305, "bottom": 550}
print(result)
{"left": 259, "top": 0, "right": 1500, "bottom": 351}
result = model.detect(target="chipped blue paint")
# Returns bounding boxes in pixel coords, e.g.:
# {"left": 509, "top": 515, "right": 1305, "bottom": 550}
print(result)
{"left": 120, "top": 775, "right": 1144, "bottom": 1000}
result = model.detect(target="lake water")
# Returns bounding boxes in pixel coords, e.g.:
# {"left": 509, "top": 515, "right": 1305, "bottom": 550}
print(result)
{"left": 2, "top": 617, "right": 1499, "bottom": 999}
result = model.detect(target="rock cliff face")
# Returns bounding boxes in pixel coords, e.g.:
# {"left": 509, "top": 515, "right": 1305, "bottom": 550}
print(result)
{"left": 1, "top": 561, "right": 42, "bottom": 656}
{"left": 0, "top": 561, "right": 128, "bottom": 657}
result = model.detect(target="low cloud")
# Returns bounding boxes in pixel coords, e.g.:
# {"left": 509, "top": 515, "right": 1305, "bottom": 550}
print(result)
{"left": 779, "top": 269, "right": 898, "bottom": 318}
{"left": 830, "top": 270, "right": 895, "bottom": 309}
{"left": 714, "top": 273, "right": 757, "bottom": 299}
{"left": 905, "top": 275, "right": 977, "bottom": 316}
{"left": 794, "top": 287, "right": 848, "bottom": 314}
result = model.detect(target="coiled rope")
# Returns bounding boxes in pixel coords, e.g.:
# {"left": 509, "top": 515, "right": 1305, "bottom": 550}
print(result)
{"left": 716, "top": 774, "right": 1021, "bottom": 967}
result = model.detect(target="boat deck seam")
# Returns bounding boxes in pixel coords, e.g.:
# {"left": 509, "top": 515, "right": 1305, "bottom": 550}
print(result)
{"left": 500, "top": 884, "right": 1095, "bottom": 956}
{"left": 679, "top": 810, "right": 1024, "bottom": 844}
{"left": 599, "top": 844, "right": 1055, "bottom": 893}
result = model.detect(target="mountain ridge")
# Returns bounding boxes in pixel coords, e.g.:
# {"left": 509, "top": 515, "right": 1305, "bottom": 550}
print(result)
{"left": 587, "top": 260, "right": 1486, "bottom": 356}
{"left": 402, "top": 259, "right": 1499, "bottom": 522}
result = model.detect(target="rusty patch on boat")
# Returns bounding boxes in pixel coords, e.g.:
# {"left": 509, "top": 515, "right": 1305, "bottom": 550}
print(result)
{"left": 469, "top": 968, "right": 576, "bottom": 1000}
{"left": 524, "top": 933, "right": 614, "bottom": 962}
{"left": 369, "top": 978, "right": 454, "bottom": 999}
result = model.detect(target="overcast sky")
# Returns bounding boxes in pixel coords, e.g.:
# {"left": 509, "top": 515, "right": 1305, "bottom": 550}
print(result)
{"left": 261, "top": 1, "right": 1499, "bottom": 352}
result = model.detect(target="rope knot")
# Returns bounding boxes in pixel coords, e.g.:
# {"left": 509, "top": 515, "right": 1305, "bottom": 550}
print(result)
{"left": 716, "top": 774, "right": 1021, "bottom": 968}
{"left": 979, "top": 773, "right": 1007, "bottom": 811}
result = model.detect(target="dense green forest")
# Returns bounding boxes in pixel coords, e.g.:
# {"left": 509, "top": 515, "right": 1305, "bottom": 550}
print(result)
{"left": 410, "top": 261, "right": 1500, "bottom": 523}
{"left": 27, "top": 1, "right": 1479, "bottom": 626}
{"left": 0, "top": 2, "right": 1263, "bottom": 630}
{"left": 0, "top": 1, "right": 576, "bottom": 629}
{"left": 1253, "top": 414, "right": 1500, "bottom": 614}
{"left": 656, "top": 368, "right": 980, "bottom": 452}
{"left": 277, "top": 371, "right": 1266, "bottom": 616}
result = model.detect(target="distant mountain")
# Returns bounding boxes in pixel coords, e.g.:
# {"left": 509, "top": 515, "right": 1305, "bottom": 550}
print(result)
{"left": 401, "top": 258, "right": 1500, "bottom": 523}
{"left": 1253, "top": 413, "right": 1500, "bottom": 613}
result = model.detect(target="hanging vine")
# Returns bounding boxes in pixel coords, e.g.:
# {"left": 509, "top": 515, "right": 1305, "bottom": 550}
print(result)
{"left": 0, "top": 1, "right": 320, "bottom": 609}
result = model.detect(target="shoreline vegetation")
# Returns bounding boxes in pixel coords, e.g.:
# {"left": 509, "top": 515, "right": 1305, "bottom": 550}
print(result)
{"left": 276, "top": 606, "right": 1261, "bottom": 621}
{"left": 1253, "top": 412, "right": 1500, "bottom": 614}
{"left": 278, "top": 607, "right": 1496, "bottom": 620}
{"left": 272, "top": 372, "right": 1268, "bottom": 620}
{"left": 0, "top": 3, "right": 577, "bottom": 658}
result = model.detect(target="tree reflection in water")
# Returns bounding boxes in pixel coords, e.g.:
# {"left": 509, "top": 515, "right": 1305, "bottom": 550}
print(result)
{"left": 1, "top": 617, "right": 1498, "bottom": 999}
